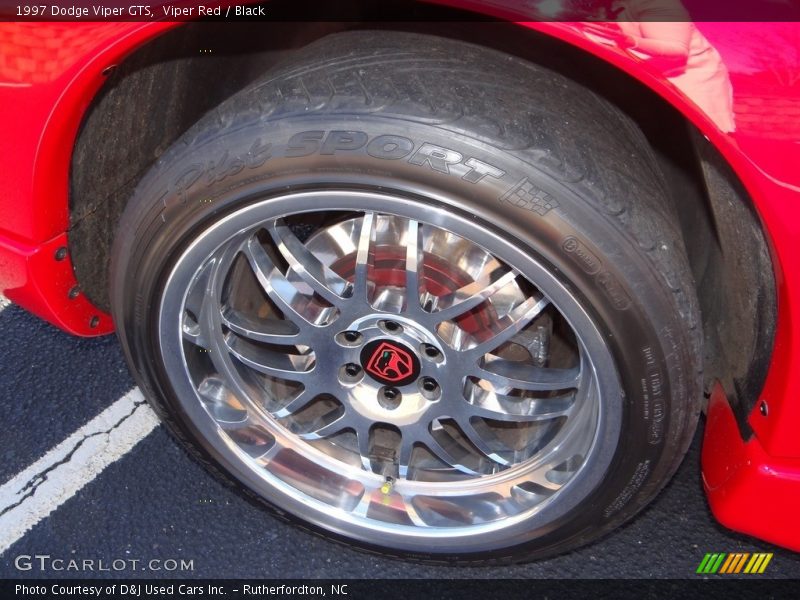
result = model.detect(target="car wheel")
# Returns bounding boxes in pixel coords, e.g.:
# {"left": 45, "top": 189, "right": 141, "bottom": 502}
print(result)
{"left": 110, "top": 31, "right": 701, "bottom": 562}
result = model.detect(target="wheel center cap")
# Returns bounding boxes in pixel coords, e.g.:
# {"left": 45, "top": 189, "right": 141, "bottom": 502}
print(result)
{"left": 361, "top": 339, "right": 420, "bottom": 386}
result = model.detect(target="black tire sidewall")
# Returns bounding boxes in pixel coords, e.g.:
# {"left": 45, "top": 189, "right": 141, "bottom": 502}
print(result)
{"left": 112, "top": 115, "right": 697, "bottom": 561}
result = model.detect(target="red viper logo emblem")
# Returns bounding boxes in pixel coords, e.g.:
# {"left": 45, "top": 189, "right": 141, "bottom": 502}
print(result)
{"left": 366, "top": 342, "right": 413, "bottom": 383}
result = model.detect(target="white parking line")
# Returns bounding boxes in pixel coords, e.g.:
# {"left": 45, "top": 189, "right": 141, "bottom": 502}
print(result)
{"left": 0, "top": 296, "right": 10, "bottom": 313}
{"left": 0, "top": 389, "right": 159, "bottom": 554}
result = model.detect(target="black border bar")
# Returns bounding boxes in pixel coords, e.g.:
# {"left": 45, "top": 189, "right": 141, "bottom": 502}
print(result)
{"left": 2, "top": 0, "right": 800, "bottom": 22}
{"left": 3, "top": 579, "right": 800, "bottom": 600}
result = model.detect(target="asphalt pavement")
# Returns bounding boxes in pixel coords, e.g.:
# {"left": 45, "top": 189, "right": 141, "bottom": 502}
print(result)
{"left": 1, "top": 299, "right": 799, "bottom": 579}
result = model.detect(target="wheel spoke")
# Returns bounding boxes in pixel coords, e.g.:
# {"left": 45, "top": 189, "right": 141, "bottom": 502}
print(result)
{"left": 476, "top": 360, "right": 581, "bottom": 392}
{"left": 422, "top": 426, "right": 481, "bottom": 476}
{"left": 464, "top": 295, "right": 550, "bottom": 357}
{"left": 425, "top": 268, "right": 516, "bottom": 324}
{"left": 357, "top": 429, "right": 373, "bottom": 471}
{"left": 455, "top": 418, "right": 512, "bottom": 467}
{"left": 243, "top": 236, "right": 326, "bottom": 326}
{"left": 349, "top": 492, "right": 373, "bottom": 519}
{"left": 221, "top": 307, "right": 300, "bottom": 345}
{"left": 184, "top": 260, "right": 213, "bottom": 317}
{"left": 522, "top": 441, "right": 588, "bottom": 492}
{"left": 404, "top": 218, "right": 424, "bottom": 315}
{"left": 225, "top": 334, "right": 314, "bottom": 381}
{"left": 267, "top": 219, "right": 353, "bottom": 305}
{"left": 505, "top": 382, "right": 596, "bottom": 486}
{"left": 182, "top": 260, "right": 215, "bottom": 347}
{"left": 271, "top": 389, "right": 317, "bottom": 419}
{"left": 348, "top": 487, "right": 428, "bottom": 529}
{"left": 223, "top": 422, "right": 279, "bottom": 460}
{"left": 352, "top": 212, "right": 376, "bottom": 301}
{"left": 196, "top": 376, "right": 248, "bottom": 424}
{"left": 182, "top": 326, "right": 206, "bottom": 347}
{"left": 464, "top": 383, "right": 576, "bottom": 422}
{"left": 397, "top": 438, "right": 414, "bottom": 479}
{"left": 297, "top": 412, "right": 348, "bottom": 440}
{"left": 520, "top": 470, "right": 565, "bottom": 493}
{"left": 466, "top": 397, "right": 574, "bottom": 422}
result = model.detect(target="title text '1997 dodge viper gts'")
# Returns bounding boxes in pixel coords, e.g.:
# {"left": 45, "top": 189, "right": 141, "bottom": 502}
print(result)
{"left": 1, "top": 0, "right": 799, "bottom": 562}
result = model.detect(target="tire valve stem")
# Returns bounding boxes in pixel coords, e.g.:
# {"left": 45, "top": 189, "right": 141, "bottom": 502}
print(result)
{"left": 380, "top": 477, "right": 394, "bottom": 495}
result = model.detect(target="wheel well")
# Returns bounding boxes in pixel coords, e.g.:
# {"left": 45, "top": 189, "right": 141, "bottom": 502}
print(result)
{"left": 68, "top": 3, "right": 775, "bottom": 425}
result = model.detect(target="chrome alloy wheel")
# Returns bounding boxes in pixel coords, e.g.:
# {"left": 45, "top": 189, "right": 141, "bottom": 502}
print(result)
{"left": 158, "top": 190, "right": 622, "bottom": 553}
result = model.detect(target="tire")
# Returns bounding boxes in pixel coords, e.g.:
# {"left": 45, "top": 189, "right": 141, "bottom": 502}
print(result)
{"left": 110, "top": 31, "right": 702, "bottom": 563}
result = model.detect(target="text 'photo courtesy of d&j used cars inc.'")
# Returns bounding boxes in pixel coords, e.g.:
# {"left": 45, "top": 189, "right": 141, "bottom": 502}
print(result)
{"left": 1, "top": 0, "right": 800, "bottom": 598}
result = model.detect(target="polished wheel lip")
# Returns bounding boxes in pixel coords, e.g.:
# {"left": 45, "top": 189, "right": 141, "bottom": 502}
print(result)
{"left": 157, "top": 189, "right": 623, "bottom": 553}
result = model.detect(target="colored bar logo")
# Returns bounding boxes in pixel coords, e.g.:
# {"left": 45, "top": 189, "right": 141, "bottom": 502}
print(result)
{"left": 696, "top": 553, "right": 773, "bottom": 574}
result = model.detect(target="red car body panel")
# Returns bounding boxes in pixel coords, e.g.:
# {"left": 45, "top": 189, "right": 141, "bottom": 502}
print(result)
{"left": 0, "top": 22, "right": 172, "bottom": 335}
{"left": 1, "top": 8, "right": 799, "bottom": 551}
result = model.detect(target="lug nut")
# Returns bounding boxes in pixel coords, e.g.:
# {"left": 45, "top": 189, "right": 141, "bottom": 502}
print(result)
{"left": 337, "top": 330, "right": 363, "bottom": 346}
{"left": 419, "top": 377, "right": 441, "bottom": 399}
{"left": 421, "top": 377, "right": 438, "bottom": 393}
{"left": 379, "top": 387, "right": 402, "bottom": 410}
{"left": 339, "top": 363, "right": 364, "bottom": 384}
{"left": 422, "top": 344, "right": 441, "bottom": 360}
{"left": 382, "top": 320, "right": 402, "bottom": 333}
